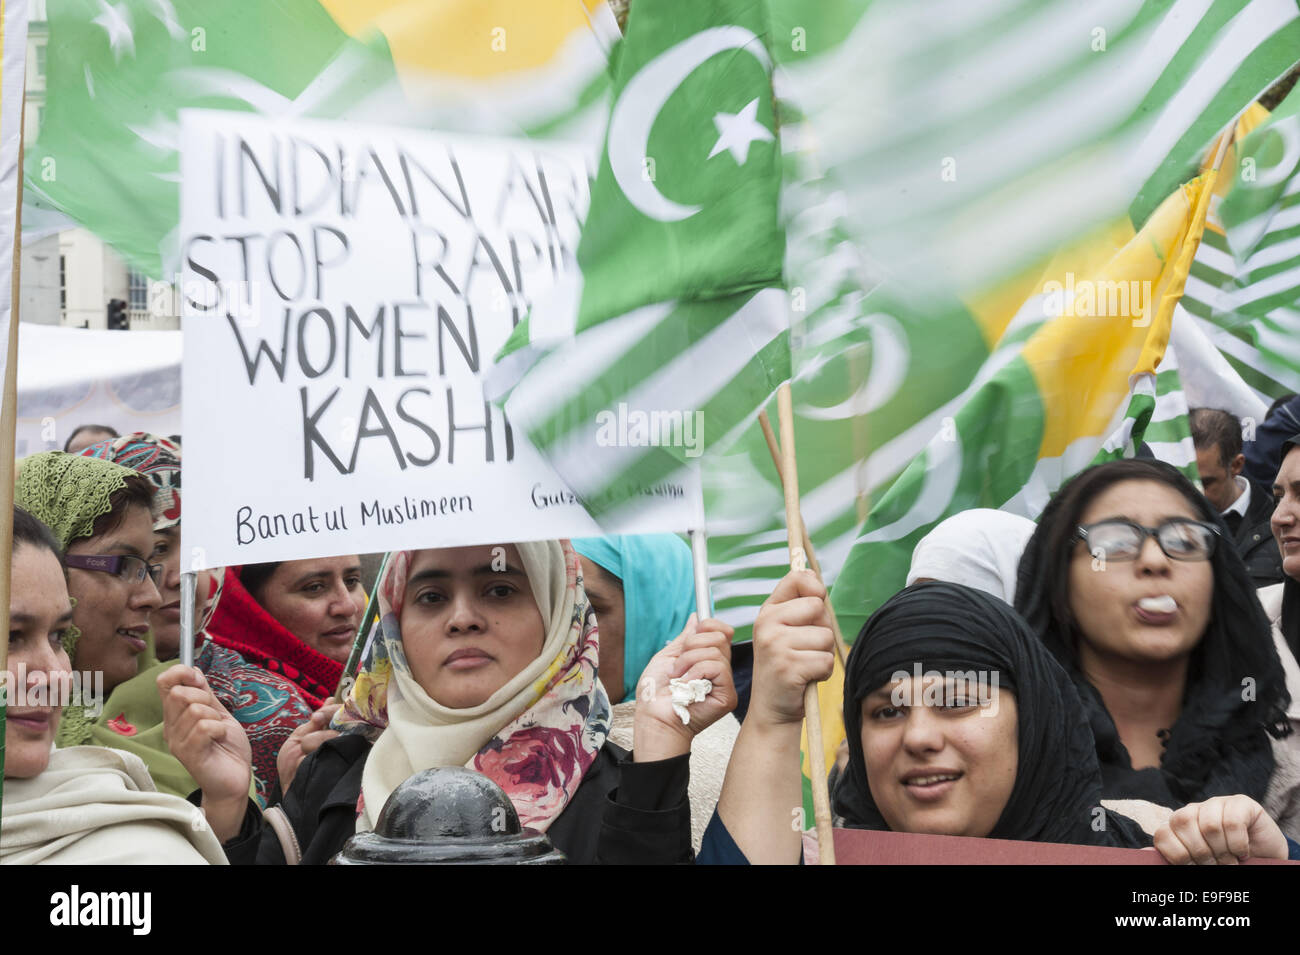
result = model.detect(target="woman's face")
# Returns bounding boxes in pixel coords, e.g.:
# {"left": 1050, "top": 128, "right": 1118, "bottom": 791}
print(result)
{"left": 861, "top": 675, "right": 1018, "bottom": 837}
{"left": 579, "top": 557, "right": 626, "bottom": 703}
{"left": 1271, "top": 446, "right": 1300, "bottom": 580}
{"left": 5, "top": 544, "right": 75, "bottom": 778}
{"left": 254, "top": 556, "right": 364, "bottom": 664}
{"left": 399, "top": 544, "right": 546, "bottom": 709}
{"left": 64, "top": 504, "right": 162, "bottom": 692}
{"left": 148, "top": 525, "right": 214, "bottom": 660}
{"left": 1067, "top": 480, "right": 1213, "bottom": 669}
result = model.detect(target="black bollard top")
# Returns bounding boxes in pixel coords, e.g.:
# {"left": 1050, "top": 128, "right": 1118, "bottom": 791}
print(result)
{"left": 331, "top": 766, "right": 566, "bottom": 865}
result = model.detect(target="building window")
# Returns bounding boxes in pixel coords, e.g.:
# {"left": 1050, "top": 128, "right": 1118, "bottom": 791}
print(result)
{"left": 35, "top": 44, "right": 45, "bottom": 77}
{"left": 127, "top": 269, "right": 149, "bottom": 312}
{"left": 59, "top": 254, "right": 65, "bottom": 316}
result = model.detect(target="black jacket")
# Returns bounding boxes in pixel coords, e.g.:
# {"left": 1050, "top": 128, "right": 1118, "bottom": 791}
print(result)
{"left": 1230, "top": 481, "right": 1283, "bottom": 586}
{"left": 223, "top": 734, "right": 694, "bottom": 865}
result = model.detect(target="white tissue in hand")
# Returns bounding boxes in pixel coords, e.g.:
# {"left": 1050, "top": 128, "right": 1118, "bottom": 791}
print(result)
{"left": 668, "top": 677, "right": 712, "bottom": 725}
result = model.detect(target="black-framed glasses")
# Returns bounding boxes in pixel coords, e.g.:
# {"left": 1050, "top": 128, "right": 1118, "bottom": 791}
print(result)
{"left": 1073, "top": 518, "right": 1220, "bottom": 562}
{"left": 65, "top": 553, "right": 163, "bottom": 586}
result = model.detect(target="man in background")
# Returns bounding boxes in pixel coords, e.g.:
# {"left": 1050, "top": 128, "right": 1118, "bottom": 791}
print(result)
{"left": 1191, "top": 407, "right": 1283, "bottom": 586}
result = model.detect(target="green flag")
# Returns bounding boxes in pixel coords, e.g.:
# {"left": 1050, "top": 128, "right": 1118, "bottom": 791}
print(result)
{"left": 489, "top": 0, "right": 790, "bottom": 523}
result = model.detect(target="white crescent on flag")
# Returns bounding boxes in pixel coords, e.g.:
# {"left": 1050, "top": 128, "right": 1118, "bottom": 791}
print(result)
{"left": 606, "top": 25, "right": 771, "bottom": 223}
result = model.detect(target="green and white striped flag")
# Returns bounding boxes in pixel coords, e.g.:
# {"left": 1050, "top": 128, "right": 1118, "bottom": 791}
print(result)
{"left": 1221, "top": 82, "right": 1300, "bottom": 317}
{"left": 778, "top": 0, "right": 1300, "bottom": 301}
{"left": 488, "top": 0, "right": 791, "bottom": 525}
{"left": 827, "top": 172, "right": 1217, "bottom": 638}
{"left": 705, "top": 0, "right": 1300, "bottom": 636}
{"left": 1181, "top": 92, "right": 1300, "bottom": 400}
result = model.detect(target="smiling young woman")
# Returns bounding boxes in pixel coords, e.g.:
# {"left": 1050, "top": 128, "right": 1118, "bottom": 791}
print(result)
{"left": 702, "top": 576, "right": 1292, "bottom": 865}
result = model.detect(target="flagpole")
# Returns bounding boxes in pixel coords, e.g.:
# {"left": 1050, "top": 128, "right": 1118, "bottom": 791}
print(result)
{"left": 0, "top": 91, "right": 26, "bottom": 803}
{"left": 776, "top": 382, "right": 836, "bottom": 865}
{"left": 334, "top": 551, "right": 390, "bottom": 702}
{"left": 687, "top": 464, "right": 711, "bottom": 621}
{"left": 178, "top": 572, "right": 196, "bottom": 668}
{"left": 757, "top": 410, "right": 852, "bottom": 665}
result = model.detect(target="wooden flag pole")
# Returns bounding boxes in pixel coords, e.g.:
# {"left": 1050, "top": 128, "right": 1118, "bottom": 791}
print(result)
{"left": 775, "top": 383, "right": 836, "bottom": 865}
{"left": 758, "top": 410, "right": 852, "bottom": 666}
{"left": 0, "top": 94, "right": 25, "bottom": 794}
{"left": 333, "top": 551, "right": 391, "bottom": 702}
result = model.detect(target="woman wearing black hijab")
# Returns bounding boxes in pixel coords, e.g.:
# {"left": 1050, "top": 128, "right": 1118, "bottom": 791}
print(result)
{"left": 1015, "top": 459, "right": 1293, "bottom": 817}
{"left": 702, "top": 573, "right": 1291, "bottom": 864}
{"left": 831, "top": 581, "right": 1147, "bottom": 846}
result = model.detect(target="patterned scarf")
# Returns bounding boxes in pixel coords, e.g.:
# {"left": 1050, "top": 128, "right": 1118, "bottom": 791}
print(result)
{"left": 336, "top": 541, "right": 610, "bottom": 833}
{"left": 14, "top": 453, "right": 139, "bottom": 747}
{"left": 79, "top": 433, "right": 182, "bottom": 530}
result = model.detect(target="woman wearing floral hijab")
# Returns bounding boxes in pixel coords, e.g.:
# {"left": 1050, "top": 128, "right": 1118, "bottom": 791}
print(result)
{"left": 79, "top": 433, "right": 314, "bottom": 806}
{"left": 163, "top": 540, "right": 738, "bottom": 863}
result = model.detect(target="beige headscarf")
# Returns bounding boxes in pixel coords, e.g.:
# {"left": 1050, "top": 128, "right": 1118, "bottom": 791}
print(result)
{"left": 1, "top": 746, "right": 227, "bottom": 865}
{"left": 349, "top": 541, "right": 610, "bottom": 832}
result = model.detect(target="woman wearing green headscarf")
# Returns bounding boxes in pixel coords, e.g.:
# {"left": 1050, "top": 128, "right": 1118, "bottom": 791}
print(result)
{"left": 13, "top": 451, "right": 197, "bottom": 797}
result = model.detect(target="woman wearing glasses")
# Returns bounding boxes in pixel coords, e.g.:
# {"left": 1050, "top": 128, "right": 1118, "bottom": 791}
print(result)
{"left": 1015, "top": 459, "right": 1299, "bottom": 836}
{"left": 11, "top": 452, "right": 204, "bottom": 797}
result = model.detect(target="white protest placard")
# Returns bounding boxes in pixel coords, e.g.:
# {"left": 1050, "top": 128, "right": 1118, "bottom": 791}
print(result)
{"left": 180, "top": 110, "right": 699, "bottom": 570}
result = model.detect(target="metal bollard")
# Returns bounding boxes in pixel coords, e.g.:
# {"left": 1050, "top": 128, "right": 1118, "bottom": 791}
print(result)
{"left": 331, "top": 766, "right": 566, "bottom": 865}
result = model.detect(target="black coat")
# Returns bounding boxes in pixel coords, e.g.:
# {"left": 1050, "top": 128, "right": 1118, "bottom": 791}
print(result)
{"left": 223, "top": 734, "right": 694, "bottom": 865}
{"left": 1231, "top": 481, "right": 1283, "bottom": 586}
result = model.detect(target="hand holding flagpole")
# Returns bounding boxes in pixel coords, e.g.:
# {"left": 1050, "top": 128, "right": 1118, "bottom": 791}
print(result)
{"left": 775, "top": 383, "right": 836, "bottom": 865}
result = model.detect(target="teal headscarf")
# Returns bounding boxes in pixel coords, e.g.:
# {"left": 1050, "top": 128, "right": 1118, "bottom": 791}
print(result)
{"left": 572, "top": 534, "right": 702, "bottom": 700}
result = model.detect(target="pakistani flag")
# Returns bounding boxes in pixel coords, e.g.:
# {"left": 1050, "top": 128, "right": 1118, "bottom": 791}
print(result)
{"left": 27, "top": 0, "right": 616, "bottom": 278}
{"left": 488, "top": 0, "right": 790, "bottom": 523}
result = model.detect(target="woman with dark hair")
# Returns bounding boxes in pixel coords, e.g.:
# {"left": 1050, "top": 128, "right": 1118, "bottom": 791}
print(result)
{"left": 2, "top": 505, "right": 226, "bottom": 864}
{"left": 702, "top": 574, "right": 1291, "bottom": 863}
{"left": 1014, "top": 458, "right": 1296, "bottom": 830}
{"left": 206, "top": 558, "right": 364, "bottom": 708}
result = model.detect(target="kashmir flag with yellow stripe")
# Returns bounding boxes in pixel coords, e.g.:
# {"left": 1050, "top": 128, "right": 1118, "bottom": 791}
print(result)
{"left": 829, "top": 171, "right": 1219, "bottom": 640}
{"left": 0, "top": 0, "right": 32, "bottom": 811}
{"left": 25, "top": 0, "right": 616, "bottom": 278}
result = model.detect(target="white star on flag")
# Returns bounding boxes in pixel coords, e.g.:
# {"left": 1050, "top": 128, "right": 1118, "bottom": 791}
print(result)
{"left": 707, "top": 97, "right": 773, "bottom": 165}
{"left": 93, "top": 0, "right": 136, "bottom": 61}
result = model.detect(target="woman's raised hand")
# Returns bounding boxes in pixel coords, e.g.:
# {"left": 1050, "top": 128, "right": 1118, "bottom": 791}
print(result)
{"left": 158, "top": 665, "right": 252, "bottom": 843}
{"left": 750, "top": 569, "right": 836, "bottom": 728}
{"left": 1154, "top": 795, "right": 1289, "bottom": 864}
{"left": 631, "top": 613, "right": 737, "bottom": 762}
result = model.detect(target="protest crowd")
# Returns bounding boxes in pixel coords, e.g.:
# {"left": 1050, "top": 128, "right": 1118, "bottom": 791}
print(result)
{"left": 5, "top": 411, "right": 1300, "bottom": 865}
{"left": 4, "top": 0, "right": 1300, "bottom": 878}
